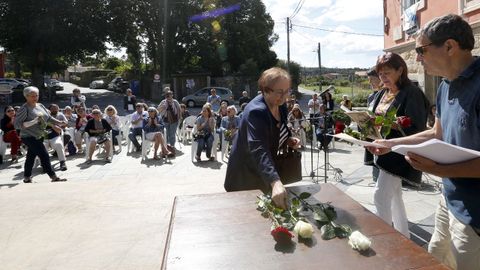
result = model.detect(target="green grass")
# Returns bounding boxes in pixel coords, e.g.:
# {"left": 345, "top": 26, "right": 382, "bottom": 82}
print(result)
{"left": 299, "top": 84, "right": 372, "bottom": 107}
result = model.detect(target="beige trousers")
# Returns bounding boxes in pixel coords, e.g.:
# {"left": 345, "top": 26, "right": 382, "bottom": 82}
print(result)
{"left": 428, "top": 195, "right": 480, "bottom": 270}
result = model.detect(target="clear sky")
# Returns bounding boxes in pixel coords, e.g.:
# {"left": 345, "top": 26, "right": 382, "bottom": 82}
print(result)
{"left": 262, "top": 0, "right": 385, "bottom": 68}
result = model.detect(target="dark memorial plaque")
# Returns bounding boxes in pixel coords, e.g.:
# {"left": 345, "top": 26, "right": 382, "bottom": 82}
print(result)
{"left": 161, "top": 184, "right": 449, "bottom": 270}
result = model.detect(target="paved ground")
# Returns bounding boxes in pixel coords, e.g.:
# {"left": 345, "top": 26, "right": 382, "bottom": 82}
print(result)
{"left": 0, "top": 83, "right": 442, "bottom": 269}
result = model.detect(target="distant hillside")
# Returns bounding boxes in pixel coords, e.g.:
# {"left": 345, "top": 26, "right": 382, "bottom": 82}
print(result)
{"left": 301, "top": 67, "right": 368, "bottom": 76}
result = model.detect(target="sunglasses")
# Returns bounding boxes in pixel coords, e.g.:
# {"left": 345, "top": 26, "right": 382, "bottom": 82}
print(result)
{"left": 415, "top": 43, "right": 433, "bottom": 56}
{"left": 6, "top": 109, "right": 14, "bottom": 112}
{"left": 107, "top": 108, "right": 114, "bottom": 111}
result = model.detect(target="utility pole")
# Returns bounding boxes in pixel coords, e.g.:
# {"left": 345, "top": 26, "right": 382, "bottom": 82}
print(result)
{"left": 162, "top": 0, "right": 168, "bottom": 84}
{"left": 317, "top": 42, "right": 321, "bottom": 92}
{"left": 286, "top": 17, "right": 291, "bottom": 71}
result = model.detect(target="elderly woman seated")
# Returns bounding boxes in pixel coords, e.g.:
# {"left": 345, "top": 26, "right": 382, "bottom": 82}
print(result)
{"left": 220, "top": 105, "right": 240, "bottom": 142}
{"left": 143, "top": 107, "right": 173, "bottom": 159}
{"left": 85, "top": 109, "right": 112, "bottom": 163}
{"left": 104, "top": 105, "right": 122, "bottom": 152}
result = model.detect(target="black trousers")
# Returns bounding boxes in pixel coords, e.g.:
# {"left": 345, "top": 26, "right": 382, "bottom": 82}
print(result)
{"left": 22, "top": 136, "right": 55, "bottom": 178}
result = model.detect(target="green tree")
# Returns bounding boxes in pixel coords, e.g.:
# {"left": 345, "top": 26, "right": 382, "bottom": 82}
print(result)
{"left": 0, "top": 0, "right": 111, "bottom": 87}
{"left": 277, "top": 60, "right": 301, "bottom": 89}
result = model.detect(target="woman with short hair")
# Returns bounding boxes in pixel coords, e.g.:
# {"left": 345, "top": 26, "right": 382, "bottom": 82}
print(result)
{"left": 84, "top": 109, "right": 112, "bottom": 163}
{"left": 143, "top": 107, "right": 172, "bottom": 159}
{"left": 14, "top": 86, "right": 66, "bottom": 183}
{"left": 104, "top": 105, "right": 121, "bottom": 151}
{"left": 224, "top": 67, "right": 301, "bottom": 209}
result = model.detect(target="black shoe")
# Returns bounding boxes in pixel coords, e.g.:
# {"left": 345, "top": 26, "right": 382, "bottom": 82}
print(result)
{"left": 51, "top": 176, "right": 67, "bottom": 182}
{"left": 60, "top": 161, "right": 67, "bottom": 171}
{"left": 23, "top": 177, "right": 32, "bottom": 183}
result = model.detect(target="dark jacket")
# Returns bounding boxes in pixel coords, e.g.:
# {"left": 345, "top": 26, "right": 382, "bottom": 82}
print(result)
{"left": 85, "top": 118, "right": 112, "bottom": 137}
{"left": 124, "top": 95, "right": 137, "bottom": 110}
{"left": 371, "top": 84, "right": 429, "bottom": 184}
{"left": 224, "top": 95, "right": 290, "bottom": 192}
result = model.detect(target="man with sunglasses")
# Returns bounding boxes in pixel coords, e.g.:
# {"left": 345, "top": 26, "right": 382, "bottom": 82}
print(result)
{"left": 369, "top": 14, "right": 480, "bottom": 269}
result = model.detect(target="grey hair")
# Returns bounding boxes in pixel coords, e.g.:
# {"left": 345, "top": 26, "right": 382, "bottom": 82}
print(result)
{"left": 23, "top": 86, "right": 39, "bottom": 98}
{"left": 147, "top": 107, "right": 158, "bottom": 114}
{"left": 91, "top": 109, "right": 102, "bottom": 115}
{"left": 64, "top": 106, "right": 72, "bottom": 111}
{"left": 419, "top": 14, "right": 474, "bottom": 50}
{"left": 227, "top": 105, "right": 237, "bottom": 114}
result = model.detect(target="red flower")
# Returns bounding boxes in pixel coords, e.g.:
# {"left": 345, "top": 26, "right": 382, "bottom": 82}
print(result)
{"left": 271, "top": 226, "right": 294, "bottom": 244}
{"left": 397, "top": 116, "right": 412, "bottom": 128}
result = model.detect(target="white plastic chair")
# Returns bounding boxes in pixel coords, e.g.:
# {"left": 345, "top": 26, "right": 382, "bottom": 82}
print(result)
{"left": 220, "top": 130, "right": 234, "bottom": 162}
{"left": 180, "top": 116, "right": 196, "bottom": 145}
{"left": 191, "top": 125, "right": 219, "bottom": 162}
{"left": 0, "top": 130, "right": 11, "bottom": 162}
{"left": 141, "top": 129, "right": 153, "bottom": 161}
{"left": 84, "top": 132, "right": 113, "bottom": 161}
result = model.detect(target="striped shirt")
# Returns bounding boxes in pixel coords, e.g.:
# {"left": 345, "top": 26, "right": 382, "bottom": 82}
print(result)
{"left": 278, "top": 122, "right": 288, "bottom": 150}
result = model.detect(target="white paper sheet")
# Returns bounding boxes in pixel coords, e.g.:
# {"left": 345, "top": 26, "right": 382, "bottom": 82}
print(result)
{"left": 330, "top": 133, "right": 387, "bottom": 148}
{"left": 392, "top": 139, "right": 480, "bottom": 164}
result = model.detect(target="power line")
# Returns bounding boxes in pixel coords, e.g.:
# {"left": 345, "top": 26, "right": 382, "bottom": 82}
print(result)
{"left": 291, "top": 28, "right": 317, "bottom": 43}
{"left": 292, "top": 23, "right": 383, "bottom": 37}
{"left": 290, "top": 0, "right": 305, "bottom": 19}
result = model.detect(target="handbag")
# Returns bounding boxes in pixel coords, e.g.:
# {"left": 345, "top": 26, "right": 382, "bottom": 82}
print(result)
{"left": 274, "top": 147, "right": 302, "bottom": 185}
{"left": 97, "top": 133, "right": 108, "bottom": 144}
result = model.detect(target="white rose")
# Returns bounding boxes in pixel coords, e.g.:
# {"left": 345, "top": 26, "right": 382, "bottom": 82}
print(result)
{"left": 293, "top": 220, "right": 314, "bottom": 238}
{"left": 348, "top": 231, "right": 371, "bottom": 251}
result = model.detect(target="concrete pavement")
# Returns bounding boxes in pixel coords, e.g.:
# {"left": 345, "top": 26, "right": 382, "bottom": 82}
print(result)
{"left": 0, "top": 83, "right": 442, "bottom": 269}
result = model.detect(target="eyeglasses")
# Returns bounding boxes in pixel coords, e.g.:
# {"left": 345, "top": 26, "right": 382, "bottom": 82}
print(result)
{"left": 415, "top": 42, "right": 434, "bottom": 56}
{"left": 107, "top": 108, "right": 114, "bottom": 111}
{"left": 267, "top": 88, "right": 289, "bottom": 97}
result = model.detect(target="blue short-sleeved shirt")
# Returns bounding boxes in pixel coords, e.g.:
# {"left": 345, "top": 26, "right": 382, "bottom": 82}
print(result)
{"left": 436, "top": 57, "right": 480, "bottom": 228}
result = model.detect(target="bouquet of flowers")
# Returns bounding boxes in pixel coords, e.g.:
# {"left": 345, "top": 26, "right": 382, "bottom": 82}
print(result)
{"left": 344, "top": 107, "right": 412, "bottom": 140}
{"left": 256, "top": 191, "right": 371, "bottom": 252}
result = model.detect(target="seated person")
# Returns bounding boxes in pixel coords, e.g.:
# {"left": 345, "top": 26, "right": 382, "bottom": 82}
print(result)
{"left": 84, "top": 109, "right": 112, "bottom": 163}
{"left": 1, "top": 106, "right": 22, "bottom": 163}
{"left": 74, "top": 107, "right": 92, "bottom": 153}
{"left": 315, "top": 105, "right": 334, "bottom": 149}
{"left": 340, "top": 95, "right": 353, "bottom": 110}
{"left": 220, "top": 105, "right": 240, "bottom": 142}
{"left": 143, "top": 107, "right": 172, "bottom": 159}
{"left": 195, "top": 104, "right": 216, "bottom": 161}
{"left": 128, "top": 103, "right": 148, "bottom": 152}
{"left": 44, "top": 104, "right": 68, "bottom": 171}
{"left": 287, "top": 104, "right": 307, "bottom": 147}
{"left": 104, "top": 105, "right": 122, "bottom": 151}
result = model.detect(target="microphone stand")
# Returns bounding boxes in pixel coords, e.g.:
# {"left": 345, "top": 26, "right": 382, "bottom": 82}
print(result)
{"left": 318, "top": 112, "right": 342, "bottom": 183}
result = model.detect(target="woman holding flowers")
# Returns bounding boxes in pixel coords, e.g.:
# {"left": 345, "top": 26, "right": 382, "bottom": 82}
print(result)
{"left": 224, "top": 67, "right": 301, "bottom": 209}
{"left": 14, "top": 86, "right": 67, "bottom": 183}
{"left": 368, "top": 52, "right": 428, "bottom": 237}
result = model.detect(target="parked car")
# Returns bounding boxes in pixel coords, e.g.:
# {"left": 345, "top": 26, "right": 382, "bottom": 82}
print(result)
{"left": 89, "top": 79, "right": 106, "bottom": 89}
{"left": 107, "top": 77, "right": 129, "bottom": 93}
{"left": 0, "top": 78, "right": 27, "bottom": 89}
{"left": 181, "top": 87, "right": 234, "bottom": 108}
{"left": 45, "top": 79, "right": 64, "bottom": 91}
{"left": 15, "top": 78, "right": 31, "bottom": 85}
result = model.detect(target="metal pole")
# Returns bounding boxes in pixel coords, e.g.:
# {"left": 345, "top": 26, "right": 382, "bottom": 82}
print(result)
{"left": 351, "top": 72, "right": 354, "bottom": 100}
{"left": 286, "top": 17, "right": 290, "bottom": 71}
{"left": 317, "top": 42, "right": 321, "bottom": 92}
{"left": 162, "top": 0, "right": 168, "bottom": 83}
